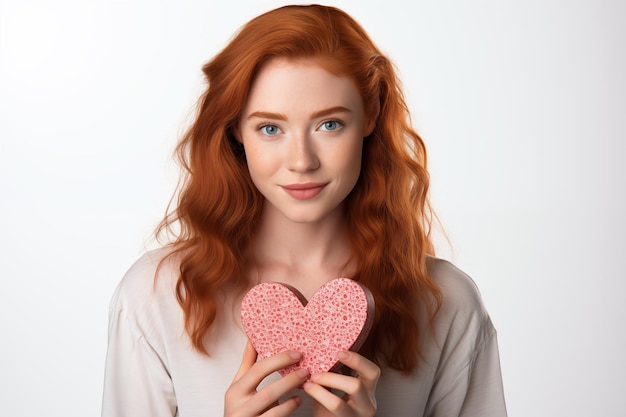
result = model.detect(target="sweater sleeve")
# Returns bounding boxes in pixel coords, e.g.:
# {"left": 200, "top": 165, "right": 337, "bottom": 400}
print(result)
{"left": 459, "top": 331, "right": 507, "bottom": 417}
{"left": 425, "top": 258, "right": 508, "bottom": 417}
{"left": 427, "top": 327, "right": 507, "bottom": 417}
{"left": 101, "top": 277, "right": 178, "bottom": 417}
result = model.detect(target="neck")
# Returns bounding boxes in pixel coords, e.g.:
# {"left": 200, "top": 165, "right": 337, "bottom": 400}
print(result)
{"left": 249, "top": 203, "right": 355, "bottom": 298}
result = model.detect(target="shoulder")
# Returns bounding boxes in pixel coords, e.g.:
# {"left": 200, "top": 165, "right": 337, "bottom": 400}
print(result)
{"left": 427, "top": 257, "right": 487, "bottom": 315}
{"left": 426, "top": 256, "right": 496, "bottom": 351}
{"left": 112, "top": 248, "right": 177, "bottom": 300}
{"left": 108, "top": 248, "right": 181, "bottom": 333}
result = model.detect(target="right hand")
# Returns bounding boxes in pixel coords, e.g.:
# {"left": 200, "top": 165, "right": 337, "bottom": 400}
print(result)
{"left": 224, "top": 341, "right": 310, "bottom": 416}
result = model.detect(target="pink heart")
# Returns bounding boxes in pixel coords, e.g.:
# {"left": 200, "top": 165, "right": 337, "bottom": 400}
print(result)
{"left": 240, "top": 278, "right": 375, "bottom": 377}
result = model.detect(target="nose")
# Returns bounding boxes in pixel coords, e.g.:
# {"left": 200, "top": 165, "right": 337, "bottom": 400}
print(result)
{"left": 286, "top": 131, "right": 320, "bottom": 172}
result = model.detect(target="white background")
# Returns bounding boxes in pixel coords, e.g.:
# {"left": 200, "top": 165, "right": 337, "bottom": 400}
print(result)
{"left": 1, "top": 0, "right": 624, "bottom": 415}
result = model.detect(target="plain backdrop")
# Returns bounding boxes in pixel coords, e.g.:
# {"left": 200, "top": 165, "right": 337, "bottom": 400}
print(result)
{"left": 1, "top": 0, "right": 624, "bottom": 415}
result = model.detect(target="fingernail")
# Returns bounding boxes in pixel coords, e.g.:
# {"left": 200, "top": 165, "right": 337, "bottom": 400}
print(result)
{"left": 294, "top": 395, "right": 302, "bottom": 406}
{"left": 296, "top": 368, "right": 310, "bottom": 378}
{"left": 310, "top": 373, "right": 320, "bottom": 382}
{"left": 289, "top": 351, "right": 302, "bottom": 360}
{"left": 337, "top": 351, "right": 349, "bottom": 360}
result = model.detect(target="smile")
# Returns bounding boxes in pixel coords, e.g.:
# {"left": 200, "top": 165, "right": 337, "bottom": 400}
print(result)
{"left": 281, "top": 183, "right": 327, "bottom": 200}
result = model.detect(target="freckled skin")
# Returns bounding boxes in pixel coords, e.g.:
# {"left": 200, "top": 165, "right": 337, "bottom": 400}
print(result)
{"left": 237, "top": 57, "right": 374, "bottom": 226}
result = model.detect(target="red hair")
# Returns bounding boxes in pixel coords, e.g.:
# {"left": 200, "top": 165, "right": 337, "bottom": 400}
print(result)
{"left": 157, "top": 4, "right": 441, "bottom": 373}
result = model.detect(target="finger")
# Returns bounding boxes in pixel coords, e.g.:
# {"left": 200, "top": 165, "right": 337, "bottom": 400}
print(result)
{"left": 309, "top": 372, "right": 361, "bottom": 394}
{"left": 306, "top": 376, "right": 378, "bottom": 417}
{"left": 261, "top": 396, "right": 303, "bottom": 417}
{"left": 306, "top": 352, "right": 380, "bottom": 416}
{"left": 337, "top": 351, "right": 380, "bottom": 385}
{"left": 251, "top": 368, "right": 310, "bottom": 414}
{"left": 235, "top": 350, "right": 304, "bottom": 394}
{"left": 232, "top": 340, "right": 258, "bottom": 383}
{"left": 312, "top": 399, "right": 336, "bottom": 417}
{"left": 310, "top": 351, "right": 380, "bottom": 393}
{"left": 303, "top": 381, "right": 347, "bottom": 416}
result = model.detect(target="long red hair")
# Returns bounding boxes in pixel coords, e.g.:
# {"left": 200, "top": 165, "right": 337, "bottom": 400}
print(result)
{"left": 157, "top": 4, "right": 441, "bottom": 373}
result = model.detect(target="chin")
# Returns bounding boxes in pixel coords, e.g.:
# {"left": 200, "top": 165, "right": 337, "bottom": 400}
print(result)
{"left": 273, "top": 205, "right": 331, "bottom": 223}
{"left": 265, "top": 198, "right": 346, "bottom": 225}
{"left": 282, "top": 212, "right": 326, "bottom": 224}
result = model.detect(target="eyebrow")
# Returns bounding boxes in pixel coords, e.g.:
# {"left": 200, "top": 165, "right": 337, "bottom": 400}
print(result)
{"left": 246, "top": 106, "right": 351, "bottom": 121}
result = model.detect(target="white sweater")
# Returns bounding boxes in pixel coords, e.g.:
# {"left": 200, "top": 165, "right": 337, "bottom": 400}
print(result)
{"left": 102, "top": 250, "right": 507, "bottom": 416}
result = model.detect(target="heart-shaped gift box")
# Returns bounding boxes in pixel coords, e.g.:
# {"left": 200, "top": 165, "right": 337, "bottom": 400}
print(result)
{"left": 240, "top": 278, "right": 375, "bottom": 377}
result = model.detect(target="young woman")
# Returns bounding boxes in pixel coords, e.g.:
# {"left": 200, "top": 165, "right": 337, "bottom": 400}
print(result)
{"left": 102, "top": 5, "right": 507, "bottom": 417}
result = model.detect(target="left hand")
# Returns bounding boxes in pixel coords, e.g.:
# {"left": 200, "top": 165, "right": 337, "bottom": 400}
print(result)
{"left": 303, "top": 351, "right": 380, "bottom": 417}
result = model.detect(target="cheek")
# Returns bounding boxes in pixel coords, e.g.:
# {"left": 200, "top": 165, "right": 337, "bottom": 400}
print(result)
{"left": 243, "top": 145, "right": 277, "bottom": 180}
{"left": 339, "top": 141, "right": 364, "bottom": 182}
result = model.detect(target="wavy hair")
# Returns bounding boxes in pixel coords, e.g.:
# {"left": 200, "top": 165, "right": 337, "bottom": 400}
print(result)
{"left": 157, "top": 4, "right": 441, "bottom": 373}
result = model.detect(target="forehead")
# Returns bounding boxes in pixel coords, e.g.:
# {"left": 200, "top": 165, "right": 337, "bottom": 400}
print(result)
{"left": 243, "top": 57, "right": 362, "bottom": 113}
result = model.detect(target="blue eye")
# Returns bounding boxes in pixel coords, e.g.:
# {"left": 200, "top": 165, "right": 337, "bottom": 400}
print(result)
{"left": 260, "top": 124, "right": 280, "bottom": 136}
{"left": 320, "top": 120, "right": 341, "bottom": 131}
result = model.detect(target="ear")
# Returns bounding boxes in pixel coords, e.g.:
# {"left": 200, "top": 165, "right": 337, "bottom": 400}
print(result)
{"left": 231, "top": 123, "right": 243, "bottom": 143}
{"left": 364, "top": 99, "right": 380, "bottom": 137}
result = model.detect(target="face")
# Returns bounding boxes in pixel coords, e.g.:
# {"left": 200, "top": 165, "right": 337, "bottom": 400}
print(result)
{"left": 237, "top": 57, "right": 374, "bottom": 224}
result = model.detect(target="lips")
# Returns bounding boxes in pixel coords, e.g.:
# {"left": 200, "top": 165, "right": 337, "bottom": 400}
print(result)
{"left": 281, "top": 182, "right": 327, "bottom": 200}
